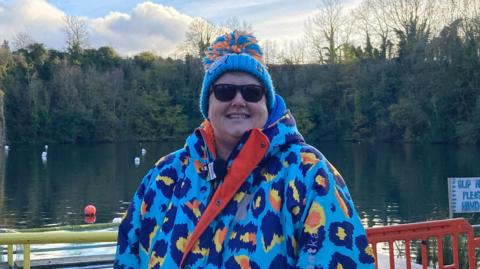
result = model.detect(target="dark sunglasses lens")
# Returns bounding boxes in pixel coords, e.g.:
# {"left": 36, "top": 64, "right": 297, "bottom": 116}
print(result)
{"left": 241, "top": 85, "right": 264, "bottom": 102}
{"left": 213, "top": 85, "right": 236, "bottom": 101}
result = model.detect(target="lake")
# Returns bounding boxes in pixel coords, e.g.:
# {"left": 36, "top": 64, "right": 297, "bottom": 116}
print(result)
{"left": 1, "top": 141, "right": 480, "bottom": 230}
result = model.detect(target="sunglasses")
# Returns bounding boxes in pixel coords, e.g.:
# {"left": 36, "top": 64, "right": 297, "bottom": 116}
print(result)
{"left": 211, "top": 84, "right": 265, "bottom": 103}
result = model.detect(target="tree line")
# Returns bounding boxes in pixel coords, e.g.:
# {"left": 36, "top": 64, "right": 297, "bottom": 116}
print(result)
{"left": 0, "top": 0, "right": 479, "bottom": 144}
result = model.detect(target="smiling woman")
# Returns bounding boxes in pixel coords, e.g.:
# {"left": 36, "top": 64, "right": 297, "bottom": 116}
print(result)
{"left": 208, "top": 72, "right": 268, "bottom": 160}
{"left": 114, "top": 31, "right": 375, "bottom": 269}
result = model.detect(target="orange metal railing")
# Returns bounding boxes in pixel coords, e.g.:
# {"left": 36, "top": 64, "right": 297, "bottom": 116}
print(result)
{"left": 366, "top": 218, "right": 480, "bottom": 269}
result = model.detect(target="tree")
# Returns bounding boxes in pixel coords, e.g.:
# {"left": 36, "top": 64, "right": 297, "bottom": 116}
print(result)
{"left": 12, "top": 32, "right": 35, "bottom": 50}
{"left": 64, "top": 15, "right": 89, "bottom": 54}
{"left": 305, "top": 0, "right": 348, "bottom": 64}
{"left": 223, "top": 17, "right": 253, "bottom": 32}
{"left": 179, "top": 18, "right": 224, "bottom": 58}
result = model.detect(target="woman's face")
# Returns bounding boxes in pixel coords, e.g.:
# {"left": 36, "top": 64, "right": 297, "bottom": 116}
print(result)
{"left": 208, "top": 72, "right": 268, "bottom": 147}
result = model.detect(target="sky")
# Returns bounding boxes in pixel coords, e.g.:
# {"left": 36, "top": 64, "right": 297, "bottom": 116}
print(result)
{"left": 0, "top": 0, "right": 360, "bottom": 57}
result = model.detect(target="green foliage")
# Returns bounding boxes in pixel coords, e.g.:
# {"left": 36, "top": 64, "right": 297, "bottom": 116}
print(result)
{"left": 0, "top": 17, "right": 479, "bottom": 144}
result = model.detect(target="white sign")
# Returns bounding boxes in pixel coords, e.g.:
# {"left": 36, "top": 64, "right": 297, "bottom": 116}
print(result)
{"left": 448, "top": 177, "right": 480, "bottom": 217}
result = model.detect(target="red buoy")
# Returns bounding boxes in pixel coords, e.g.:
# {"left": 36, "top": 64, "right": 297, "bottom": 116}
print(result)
{"left": 84, "top": 204, "right": 96, "bottom": 216}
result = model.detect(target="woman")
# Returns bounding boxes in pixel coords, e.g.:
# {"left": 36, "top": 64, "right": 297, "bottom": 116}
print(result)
{"left": 115, "top": 31, "right": 375, "bottom": 269}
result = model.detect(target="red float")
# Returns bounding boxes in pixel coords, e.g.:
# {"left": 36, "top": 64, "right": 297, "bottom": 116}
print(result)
{"left": 84, "top": 204, "right": 96, "bottom": 216}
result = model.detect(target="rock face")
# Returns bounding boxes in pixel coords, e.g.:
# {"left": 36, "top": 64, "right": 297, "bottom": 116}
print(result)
{"left": 0, "top": 90, "right": 5, "bottom": 145}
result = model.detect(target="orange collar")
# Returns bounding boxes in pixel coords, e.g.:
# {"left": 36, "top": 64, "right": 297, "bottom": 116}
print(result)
{"left": 180, "top": 128, "right": 270, "bottom": 267}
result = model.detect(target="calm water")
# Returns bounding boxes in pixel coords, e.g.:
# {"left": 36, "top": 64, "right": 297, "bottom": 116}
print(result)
{"left": 1, "top": 141, "right": 480, "bottom": 230}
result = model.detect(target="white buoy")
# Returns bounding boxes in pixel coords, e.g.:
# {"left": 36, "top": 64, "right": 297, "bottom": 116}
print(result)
{"left": 41, "top": 151, "right": 47, "bottom": 163}
{"left": 4, "top": 145, "right": 9, "bottom": 151}
{"left": 134, "top": 157, "right": 140, "bottom": 166}
{"left": 44, "top": 144, "right": 48, "bottom": 151}
{"left": 141, "top": 148, "right": 146, "bottom": 155}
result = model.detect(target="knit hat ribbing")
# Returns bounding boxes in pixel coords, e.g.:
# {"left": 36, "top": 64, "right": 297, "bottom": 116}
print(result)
{"left": 199, "top": 31, "right": 276, "bottom": 119}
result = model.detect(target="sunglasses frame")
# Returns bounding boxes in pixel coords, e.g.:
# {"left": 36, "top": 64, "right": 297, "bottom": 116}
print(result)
{"left": 211, "top": 84, "right": 265, "bottom": 103}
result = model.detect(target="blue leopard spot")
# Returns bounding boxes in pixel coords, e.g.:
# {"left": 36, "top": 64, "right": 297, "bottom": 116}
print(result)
{"left": 228, "top": 223, "right": 257, "bottom": 253}
{"left": 174, "top": 178, "right": 191, "bottom": 199}
{"left": 328, "top": 252, "right": 357, "bottom": 269}
{"left": 313, "top": 168, "right": 330, "bottom": 196}
{"left": 156, "top": 167, "right": 177, "bottom": 198}
{"left": 170, "top": 224, "right": 189, "bottom": 266}
{"left": 117, "top": 205, "right": 134, "bottom": 255}
{"left": 143, "top": 189, "right": 156, "bottom": 214}
{"left": 139, "top": 217, "right": 157, "bottom": 253}
{"left": 261, "top": 211, "right": 283, "bottom": 252}
{"left": 269, "top": 255, "right": 288, "bottom": 269}
{"left": 285, "top": 152, "right": 298, "bottom": 166}
{"left": 286, "top": 179, "right": 307, "bottom": 223}
{"left": 355, "top": 235, "right": 375, "bottom": 264}
{"left": 156, "top": 153, "right": 175, "bottom": 170}
{"left": 328, "top": 221, "right": 354, "bottom": 249}
{"left": 161, "top": 204, "right": 177, "bottom": 234}
{"left": 251, "top": 188, "right": 266, "bottom": 218}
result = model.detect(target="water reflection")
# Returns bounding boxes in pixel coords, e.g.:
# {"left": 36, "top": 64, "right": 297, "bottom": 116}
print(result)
{"left": 315, "top": 142, "right": 480, "bottom": 226}
{"left": 1, "top": 142, "right": 480, "bottom": 229}
{"left": 0, "top": 141, "right": 181, "bottom": 229}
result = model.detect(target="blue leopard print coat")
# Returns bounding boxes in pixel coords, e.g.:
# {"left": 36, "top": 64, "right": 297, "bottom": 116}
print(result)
{"left": 114, "top": 112, "right": 375, "bottom": 269}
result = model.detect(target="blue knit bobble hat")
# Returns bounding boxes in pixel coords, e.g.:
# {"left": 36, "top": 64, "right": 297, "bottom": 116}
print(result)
{"left": 200, "top": 31, "right": 276, "bottom": 119}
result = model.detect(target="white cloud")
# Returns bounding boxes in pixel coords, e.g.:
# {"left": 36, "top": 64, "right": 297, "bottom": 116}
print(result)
{"left": 89, "top": 2, "right": 193, "bottom": 56}
{"left": 0, "top": 0, "right": 65, "bottom": 49}
{"left": 0, "top": 0, "right": 194, "bottom": 56}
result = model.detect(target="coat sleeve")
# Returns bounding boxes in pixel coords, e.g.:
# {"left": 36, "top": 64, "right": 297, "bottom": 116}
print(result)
{"left": 113, "top": 167, "right": 157, "bottom": 269}
{"left": 294, "top": 158, "right": 375, "bottom": 269}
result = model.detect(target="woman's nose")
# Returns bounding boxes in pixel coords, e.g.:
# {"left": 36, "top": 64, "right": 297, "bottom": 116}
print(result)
{"left": 230, "top": 90, "right": 246, "bottom": 106}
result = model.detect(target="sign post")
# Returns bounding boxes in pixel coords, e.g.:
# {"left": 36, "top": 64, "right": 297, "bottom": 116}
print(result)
{"left": 448, "top": 177, "right": 480, "bottom": 218}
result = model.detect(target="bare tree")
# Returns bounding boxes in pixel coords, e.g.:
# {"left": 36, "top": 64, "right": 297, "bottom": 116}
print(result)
{"left": 12, "top": 32, "right": 35, "bottom": 50}
{"left": 223, "top": 17, "right": 253, "bottom": 32}
{"left": 178, "top": 18, "right": 224, "bottom": 58}
{"left": 354, "top": 0, "right": 394, "bottom": 58}
{"left": 278, "top": 39, "right": 307, "bottom": 64}
{"left": 262, "top": 39, "right": 279, "bottom": 65}
{"left": 64, "top": 15, "right": 89, "bottom": 52}
{"left": 305, "top": 0, "right": 348, "bottom": 64}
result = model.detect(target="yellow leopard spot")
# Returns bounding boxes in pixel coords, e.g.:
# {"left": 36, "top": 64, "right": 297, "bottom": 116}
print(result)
{"left": 176, "top": 237, "right": 187, "bottom": 252}
{"left": 234, "top": 255, "right": 250, "bottom": 269}
{"left": 304, "top": 201, "right": 326, "bottom": 234}
{"left": 315, "top": 175, "right": 327, "bottom": 188}
{"left": 213, "top": 227, "right": 228, "bottom": 253}
{"left": 291, "top": 236, "right": 298, "bottom": 256}
{"left": 156, "top": 176, "right": 174, "bottom": 186}
{"left": 239, "top": 232, "right": 256, "bottom": 245}
{"left": 263, "top": 234, "right": 284, "bottom": 252}
{"left": 234, "top": 191, "right": 245, "bottom": 203}
{"left": 261, "top": 170, "right": 276, "bottom": 182}
{"left": 301, "top": 152, "right": 319, "bottom": 166}
{"left": 292, "top": 206, "right": 300, "bottom": 215}
{"left": 185, "top": 200, "right": 202, "bottom": 218}
{"left": 336, "top": 227, "right": 347, "bottom": 240}
{"left": 254, "top": 196, "right": 262, "bottom": 209}
{"left": 230, "top": 231, "right": 237, "bottom": 239}
{"left": 149, "top": 226, "right": 159, "bottom": 247}
{"left": 269, "top": 189, "right": 282, "bottom": 212}
{"left": 289, "top": 181, "right": 300, "bottom": 202}
{"left": 192, "top": 239, "right": 209, "bottom": 256}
